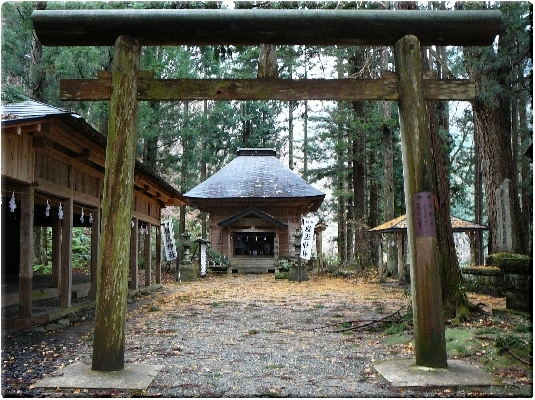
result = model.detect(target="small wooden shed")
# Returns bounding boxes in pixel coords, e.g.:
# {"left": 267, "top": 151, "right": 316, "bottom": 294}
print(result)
{"left": 1, "top": 100, "right": 186, "bottom": 325}
{"left": 369, "top": 214, "right": 488, "bottom": 280}
{"left": 184, "top": 148, "right": 325, "bottom": 273}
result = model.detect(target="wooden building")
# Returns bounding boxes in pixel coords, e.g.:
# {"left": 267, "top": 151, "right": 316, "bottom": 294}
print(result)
{"left": 1, "top": 100, "right": 185, "bottom": 325}
{"left": 369, "top": 214, "right": 488, "bottom": 281}
{"left": 184, "top": 148, "right": 325, "bottom": 273}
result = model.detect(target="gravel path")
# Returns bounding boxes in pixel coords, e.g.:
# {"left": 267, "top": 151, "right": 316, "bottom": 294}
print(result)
{"left": 2, "top": 274, "right": 530, "bottom": 397}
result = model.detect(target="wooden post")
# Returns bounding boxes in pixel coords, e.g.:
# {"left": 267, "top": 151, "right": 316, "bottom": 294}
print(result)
{"left": 51, "top": 210, "right": 61, "bottom": 289}
{"left": 397, "top": 232, "right": 405, "bottom": 284}
{"left": 258, "top": 44, "right": 278, "bottom": 78}
{"left": 395, "top": 34, "right": 447, "bottom": 369}
{"left": 19, "top": 186, "right": 34, "bottom": 319}
{"left": 90, "top": 208, "right": 100, "bottom": 301}
{"left": 129, "top": 217, "right": 139, "bottom": 290}
{"left": 144, "top": 222, "right": 152, "bottom": 286}
{"left": 155, "top": 217, "right": 162, "bottom": 285}
{"left": 60, "top": 197, "right": 72, "bottom": 308}
{"left": 378, "top": 235, "right": 384, "bottom": 283}
{"left": 92, "top": 34, "right": 141, "bottom": 372}
{"left": 316, "top": 231, "right": 323, "bottom": 273}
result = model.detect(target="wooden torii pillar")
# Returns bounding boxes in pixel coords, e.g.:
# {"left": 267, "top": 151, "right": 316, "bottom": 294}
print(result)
{"left": 32, "top": 8, "right": 501, "bottom": 372}
{"left": 395, "top": 35, "right": 447, "bottom": 368}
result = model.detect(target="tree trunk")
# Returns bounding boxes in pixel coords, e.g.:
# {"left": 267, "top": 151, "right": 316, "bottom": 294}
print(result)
{"left": 428, "top": 100, "right": 469, "bottom": 318}
{"left": 336, "top": 56, "right": 347, "bottom": 263}
{"left": 350, "top": 47, "right": 369, "bottom": 269}
{"left": 288, "top": 100, "right": 294, "bottom": 170}
{"left": 30, "top": 2, "right": 47, "bottom": 101}
{"left": 143, "top": 101, "right": 159, "bottom": 170}
{"left": 471, "top": 102, "right": 527, "bottom": 254}
{"left": 425, "top": 46, "right": 470, "bottom": 320}
{"left": 302, "top": 48, "right": 309, "bottom": 180}
{"left": 368, "top": 150, "right": 379, "bottom": 267}
{"left": 288, "top": 63, "right": 294, "bottom": 170}
{"left": 336, "top": 120, "right": 347, "bottom": 264}
{"left": 302, "top": 100, "right": 308, "bottom": 180}
{"left": 92, "top": 35, "right": 141, "bottom": 372}
{"left": 463, "top": 20, "right": 529, "bottom": 255}
{"left": 201, "top": 100, "right": 208, "bottom": 239}
{"left": 381, "top": 49, "right": 397, "bottom": 279}
{"left": 519, "top": 96, "right": 532, "bottom": 251}
{"left": 471, "top": 120, "right": 484, "bottom": 265}
{"left": 33, "top": 226, "right": 47, "bottom": 267}
{"left": 347, "top": 151, "right": 354, "bottom": 264}
{"left": 179, "top": 101, "right": 190, "bottom": 238}
{"left": 30, "top": 2, "right": 48, "bottom": 271}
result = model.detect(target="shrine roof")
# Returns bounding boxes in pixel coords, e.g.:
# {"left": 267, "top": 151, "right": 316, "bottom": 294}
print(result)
{"left": 368, "top": 214, "right": 488, "bottom": 234}
{"left": 184, "top": 148, "right": 325, "bottom": 207}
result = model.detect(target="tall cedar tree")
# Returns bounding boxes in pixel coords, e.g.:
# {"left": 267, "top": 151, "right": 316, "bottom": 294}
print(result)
{"left": 461, "top": 1, "right": 531, "bottom": 255}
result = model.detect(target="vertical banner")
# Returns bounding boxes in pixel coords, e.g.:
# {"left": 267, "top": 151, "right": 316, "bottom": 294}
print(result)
{"left": 300, "top": 216, "right": 317, "bottom": 260}
{"left": 161, "top": 220, "right": 178, "bottom": 261}
{"left": 200, "top": 243, "right": 207, "bottom": 277}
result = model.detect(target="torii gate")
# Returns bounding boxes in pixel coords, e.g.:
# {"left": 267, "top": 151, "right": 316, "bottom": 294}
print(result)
{"left": 32, "top": 8, "right": 502, "bottom": 373}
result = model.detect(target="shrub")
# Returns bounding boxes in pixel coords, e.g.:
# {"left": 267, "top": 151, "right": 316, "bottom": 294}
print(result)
{"left": 278, "top": 258, "right": 293, "bottom": 272}
{"left": 495, "top": 333, "right": 522, "bottom": 349}
{"left": 208, "top": 248, "right": 229, "bottom": 266}
{"left": 33, "top": 262, "right": 52, "bottom": 274}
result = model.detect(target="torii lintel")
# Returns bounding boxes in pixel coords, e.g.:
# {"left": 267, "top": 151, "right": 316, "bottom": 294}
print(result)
{"left": 32, "top": 9, "right": 502, "bottom": 47}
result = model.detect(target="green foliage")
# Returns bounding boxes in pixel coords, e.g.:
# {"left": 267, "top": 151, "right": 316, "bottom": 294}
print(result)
{"left": 277, "top": 259, "right": 293, "bottom": 272}
{"left": 513, "top": 323, "right": 532, "bottom": 334}
{"left": 33, "top": 262, "right": 52, "bottom": 275}
{"left": 72, "top": 228, "right": 91, "bottom": 271}
{"left": 486, "top": 252, "right": 532, "bottom": 270}
{"left": 495, "top": 333, "right": 522, "bottom": 350}
{"left": 1, "top": 86, "right": 30, "bottom": 104}
{"left": 383, "top": 321, "right": 409, "bottom": 335}
{"left": 274, "top": 272, "right": 289, "bottom": 280}
{"left": 208, "top": 248, "right": 228, "bottom": 266}
{"left": 32, "top": 227, "right": 91, "bottom": 273}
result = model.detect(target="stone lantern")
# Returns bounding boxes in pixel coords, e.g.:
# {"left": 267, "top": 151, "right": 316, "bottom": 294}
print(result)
{"left": 181, "top": 231, "right": 192, "bottom": 264}
{"left": 290, "top": 228, "right": 308, "bottom": 282}
{"left": 179, "top": 231, "right": 197, "bottom": 282}
{"left": 293, "top": 228, "right": 302, "bottom": 259}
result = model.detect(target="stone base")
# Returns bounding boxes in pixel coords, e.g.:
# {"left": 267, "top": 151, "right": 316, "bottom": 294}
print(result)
{"left": 461, "top": 266, "right": 505, "bottom": 297}
{"left": 35, "top": 362, "right": 162, "bottom": 390}
{"left": 289, "top": 264, "right": 309, "bottom": 282}
{"left": 374, "top": 358, "right": 501, "bottom": 388}
{"left": 178, "top": 263, "right": 198, "bottom": 282}
{"left": 505, "top": 290, "right": 532, "bottom": 314}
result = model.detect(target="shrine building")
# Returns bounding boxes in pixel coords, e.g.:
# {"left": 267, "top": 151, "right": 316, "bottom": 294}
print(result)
{"left": 184, "top": 148, "right": 325, "bottom": 273}
{"left": 1, "top": 100, "right": 186, "bottom": 328}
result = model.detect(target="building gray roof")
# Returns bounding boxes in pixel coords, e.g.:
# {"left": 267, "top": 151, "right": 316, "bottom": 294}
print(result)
{"left": 184, "top": 148, "right": 325, "bottom": 202}
{"left": 1, "top": 100, "right": 72, "bottom": 120}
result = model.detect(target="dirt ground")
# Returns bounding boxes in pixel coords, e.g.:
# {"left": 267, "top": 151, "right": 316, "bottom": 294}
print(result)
{"left": 2, "top": 272, "right": 532, "bottom": 397}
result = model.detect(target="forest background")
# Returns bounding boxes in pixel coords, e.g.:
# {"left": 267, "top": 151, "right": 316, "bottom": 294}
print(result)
{"left": 1, "top": 1, "right": 532, "bottom": 283}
